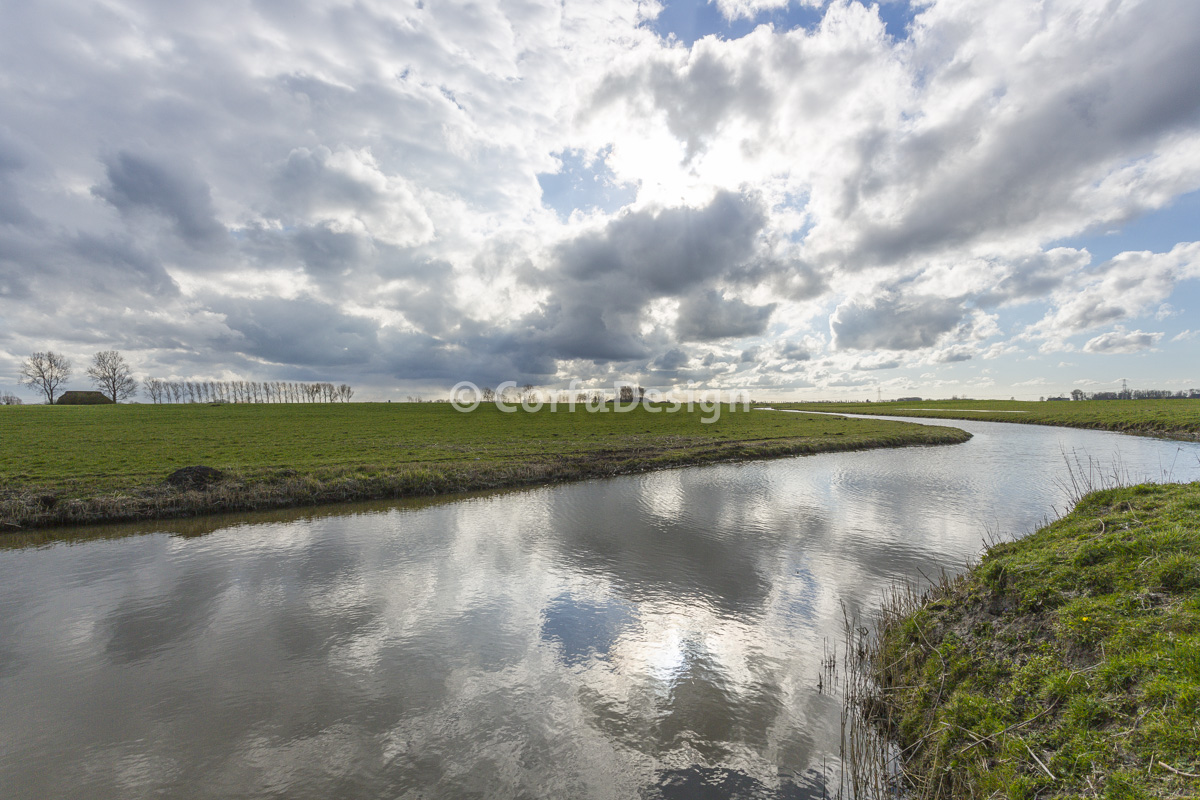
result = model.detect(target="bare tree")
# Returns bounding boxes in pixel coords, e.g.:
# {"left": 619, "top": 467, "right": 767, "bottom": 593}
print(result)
{"left": 338, "top": 384, "right": 354, "bottom": 401}
{"left": 142, "top": 377, "right": 164, "bottom": 403}
{"left": 1, "top": 391, "right": 22, "bottom": 405}
{"left": 20, "top": 351, "right": 72, "bottom": 404}
{"left": 480, "top": 386, "right": 495, "bottom": 402}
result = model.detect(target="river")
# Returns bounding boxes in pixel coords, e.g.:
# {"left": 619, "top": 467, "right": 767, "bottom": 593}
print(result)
{"left": 1, "top": 416, "right": 1198, "bottom": 799}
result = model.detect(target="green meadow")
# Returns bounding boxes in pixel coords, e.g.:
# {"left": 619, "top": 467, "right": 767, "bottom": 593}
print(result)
{"left": 0, "top": 402, "right": 968, "bottom": 528}
{"left": 868, "top": 482, "right": 1200, "bottom": 799}
{"left": 777, "top": 398, "right": 1200, "bottom": 438}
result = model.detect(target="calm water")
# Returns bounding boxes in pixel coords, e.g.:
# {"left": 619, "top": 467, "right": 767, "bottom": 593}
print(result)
{"left": 2, "top": 417, "right": 1198, "bottom": 799}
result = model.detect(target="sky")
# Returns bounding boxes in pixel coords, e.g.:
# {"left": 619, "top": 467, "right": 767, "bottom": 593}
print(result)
{"left": 1, "top": 0, "right": 1199, "bottom": 402}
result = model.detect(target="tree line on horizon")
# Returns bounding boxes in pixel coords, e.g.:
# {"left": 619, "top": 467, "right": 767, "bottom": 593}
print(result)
{"left": 142, "top": 379, "right": 353, "bottom": 404}
{"left": 1068, "top": 388, "right": 1200, "bottom": 401}
{"left": 8, "top": 349, "right": 354, "bottom": 405}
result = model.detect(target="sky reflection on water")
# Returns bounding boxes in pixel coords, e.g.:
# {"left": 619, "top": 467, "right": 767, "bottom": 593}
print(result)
{"left": 1, "top": 418, "right": 1198, "bottom": 798}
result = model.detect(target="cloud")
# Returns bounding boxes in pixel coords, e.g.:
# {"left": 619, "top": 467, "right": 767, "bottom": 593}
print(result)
{"left": 1023, "top": 241, "right": 1200, "bottom": 347}
{"left": 830, "top": 292, "right": 966, "bottom": 351}
{"left": 652, "top": 347, "right": 690, "bottom": 370}
{"left": 214, "top": 295, "right": 380, "bottom": 368}
{"left": 777, "top": 340, "right": 812, "bottom": 361}
{"left": 507, "top": 190, "right": 769, "bottom": 365}
{"left": 712, "top": 0, "right": 792, "bottom": 23}
{"left": 1083, "top": 327, "right": 1164, "bottom": 354}
{"left": 853, "top": 356, "right": 901, "bottom": 371}
{"left": 270, "top": 146, "right": 434, "bottom": 247}
{"left": 935, "top": 347, "right": 973, "bottom": 364}
{"left": 675, "top": 290, "right": 775, "bottom": 341}
{"left": 976, "top": 249, "right": 1091, "bottom": 308}
{"left": 93, "top": 152, "right": 227, "bottom": 249}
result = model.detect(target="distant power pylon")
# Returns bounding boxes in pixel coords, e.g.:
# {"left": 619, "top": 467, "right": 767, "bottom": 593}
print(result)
{"left": 1121, "top": 378, "right": 1130, "bottom": 399}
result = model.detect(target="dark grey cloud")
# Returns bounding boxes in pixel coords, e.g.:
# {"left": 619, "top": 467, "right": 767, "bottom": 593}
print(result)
{"left": 728, "top": 259, "right": 829, "bottom": 303}
{"left": 505, "top": 190, "right": 769, "bottom": 366}
{"left": 777, "top": 340, "right": 811, "bottom": 361}
{"left": 935, "top": 348, "right": 972, "bottom": 363}
{"left": 842, "top": 1, "right": 1200, "bottom": 266}
{"left": 69, "top": 234, "right": 180, "bottom": 298}
{"left": 556, "top": 190, "right": 766, "bottom": 292}
{"left": 652, "top": 347, "right": 691, "bottom": 370}
{"left": 675, "top": 290, "right": 775, "bottom": 341}
{"left": 93, "top": 152, "right": 227, "bottom": 249}
{"left": 831, "top": 293, "right": 965, "bottom": 351}
{"left": 976, "top": 251, "right": 1088, "bottom": 308}
{"left": 214, "top": 295, "right": 379, "bottom": 368}
{"left": 0, "top": 131, "right": 34, "bottom": 227}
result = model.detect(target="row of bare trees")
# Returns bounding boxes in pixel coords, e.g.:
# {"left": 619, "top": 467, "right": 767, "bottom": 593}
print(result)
{"left": 11, "top": 348, "right": 355, "bottom": 404}
{"left": 142, "top": 379, "right": 354, "bottom": 404}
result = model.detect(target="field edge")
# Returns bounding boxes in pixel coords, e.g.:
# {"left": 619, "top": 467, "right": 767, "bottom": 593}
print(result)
{"left": 1, "top": 424, "right": 971, "bottom": 531}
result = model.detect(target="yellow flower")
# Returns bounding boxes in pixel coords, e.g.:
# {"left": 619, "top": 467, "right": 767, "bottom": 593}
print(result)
{"left": 1081, "top": 617, "right": 1089, "bottom": 622}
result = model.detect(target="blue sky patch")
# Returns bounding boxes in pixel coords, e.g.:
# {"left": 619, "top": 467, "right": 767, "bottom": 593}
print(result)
{"left": 875, "top": 0, "right": 918, "bottom": 40}
{"left": 649, "top": 0, "right": 823, "bottom": 46}
{"left": 648, "top": 1, "right": 917, "bottom": 47}
{"left": 537, "top": 148, "right": 638, "bottom": 220}
{"left": 1054, "top": 188, "right": 1200, "bottom": 263}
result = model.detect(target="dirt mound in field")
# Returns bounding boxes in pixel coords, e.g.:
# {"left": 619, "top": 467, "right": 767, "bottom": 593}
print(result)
{"left": 166, "top": 466, "right": 225, "bottom": 490}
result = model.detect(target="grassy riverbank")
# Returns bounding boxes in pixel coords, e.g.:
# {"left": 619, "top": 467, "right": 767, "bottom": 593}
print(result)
{"left": 864, "top": 481, "right": 1200, "bottom": 799}
{"left": 775, "top": 399, "right": 1200, "bottom": 440}
{"left": 0, "top": 403, "right": 969, "bottom": 529}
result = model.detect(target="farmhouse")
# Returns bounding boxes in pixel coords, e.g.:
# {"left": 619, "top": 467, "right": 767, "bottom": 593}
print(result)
{"left": 56, "top": 391, "right": 114, "bottom": 405}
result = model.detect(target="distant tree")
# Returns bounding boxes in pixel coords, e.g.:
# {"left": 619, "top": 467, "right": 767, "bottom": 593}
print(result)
{"left": 338, "top": 384, "right": 354, "bottom": 401}
{"left": 1, "top": 391, "right": 22, "bottom": 405}
{"left": 521, "top": 383, "right": 537, "bottom": 402}
{"left": 1070, "top": 389, "right": 1085, "bottom": 401}
{"left": 480, "top": 386, "right": 495, "bottom": 402}
{"left": 142, "top": 378, "right": 163, "bottom": 403}
{"left": 20, "top": 351, "right": 72, "bottom": 404}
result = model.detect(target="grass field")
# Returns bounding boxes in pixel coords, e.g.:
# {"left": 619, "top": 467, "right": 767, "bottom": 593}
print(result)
{"left": 0, "top": 402, "right": 969, "bottom": 528}
{"left": 863, "top": 482, "right": 1200, "bottom": 799}
{"left": 775, "top": 398, "right": 1200, "bottom": 438}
